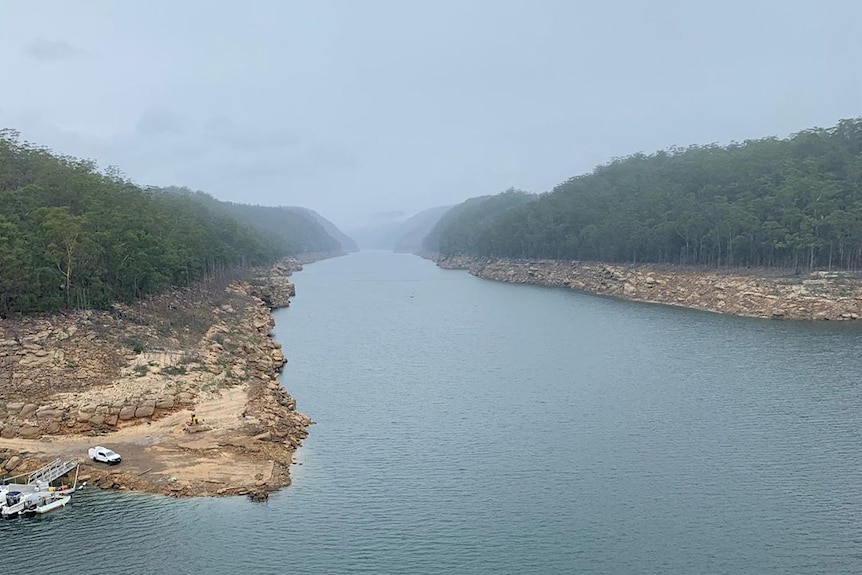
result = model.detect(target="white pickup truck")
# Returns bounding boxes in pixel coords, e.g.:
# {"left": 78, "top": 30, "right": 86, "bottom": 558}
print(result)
{"left": 88, "top": 446, "right": 122, "bottom": 465}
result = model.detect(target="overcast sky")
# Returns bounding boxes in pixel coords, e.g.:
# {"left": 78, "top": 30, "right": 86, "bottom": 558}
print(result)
{"left": 2, "top": 1, "right": 861, "bottom": 229}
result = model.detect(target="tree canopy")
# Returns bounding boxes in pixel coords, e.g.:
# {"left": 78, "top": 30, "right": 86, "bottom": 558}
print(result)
{"left": 0, "top": 130, "right": 342, "bottom": 315}
{"left": 156, "top": 187, "right": 344, "bottom": 256}
{"left": 431, "top": 119, "right": 862, "bottom": 271}
{"left": 422, "top": 189, "right": 536, "bottom": 255}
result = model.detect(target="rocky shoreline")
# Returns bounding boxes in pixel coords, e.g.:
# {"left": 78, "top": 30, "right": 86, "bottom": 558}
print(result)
{"left": 437, "top": 255, "right": 862, "bottom": 321}
{"left": 0, "top": 257, "right": 316, "bottom": 500}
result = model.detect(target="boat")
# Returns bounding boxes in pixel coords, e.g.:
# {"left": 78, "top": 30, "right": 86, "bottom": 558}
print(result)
{"left": 35, "top": 495, "right": 71, "bottom": 514}
{"left": 2, "top": 491, "right": 35, "bottom": 519}
{"left": 2, "top": 488, "right": 74, "bottom": 519}
{"left": 0, "top": 458, "right": 80, "bottom": 519}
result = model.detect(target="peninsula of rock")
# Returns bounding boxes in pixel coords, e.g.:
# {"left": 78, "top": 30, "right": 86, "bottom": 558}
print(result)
{"left": 0, "top": 258, "right": 315, "bottom": 500}
{"left": 438, "top": 256, "right": 862, "bottom": 321}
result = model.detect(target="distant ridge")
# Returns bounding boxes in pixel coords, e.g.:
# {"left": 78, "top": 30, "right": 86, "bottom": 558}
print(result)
{"left": 158, "top": 187, "right": 342, "bottom": 255}
{"left": 286, "top": 206, "right": 358, "bottom": 253}
{"left": 394, "top": 205, "right": 453, "bottom": 254}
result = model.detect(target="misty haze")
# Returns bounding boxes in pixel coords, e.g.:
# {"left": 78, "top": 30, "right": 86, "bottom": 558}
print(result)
{"left": 2, "top": 1, "right": 862, "bottom": 573}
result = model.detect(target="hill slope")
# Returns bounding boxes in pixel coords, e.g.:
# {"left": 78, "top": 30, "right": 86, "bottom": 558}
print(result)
{"left": 422, "top": 189, "right": 537, "bottom": 256}
{"left": 159, "top": 188, "right": 343, "bottom": 256}
{"left": 0, "top": 131, "right": 285, "bottom": 315}
{"left": 285, "top": 206, "right": 358, "bottom": 253}
{"left": 433, "top": 119, "right": 862, "bottom": 271}
{"left": 394, "top": 205, "right": 453, "bottom": 253}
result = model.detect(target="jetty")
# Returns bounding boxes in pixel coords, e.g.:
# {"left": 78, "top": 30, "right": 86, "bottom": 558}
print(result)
{"left": 0, "top": 458, "right": 80, "bottom": 519}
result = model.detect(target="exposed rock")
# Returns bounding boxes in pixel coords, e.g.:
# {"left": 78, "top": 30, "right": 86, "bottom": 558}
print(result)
{"left": 19, "top": 403, "right": 38, "bottom": 419}
{"left": 0, "top": 256, "right": 314, "bottom": 499}
{"left": 246, "top": 259, "right": 301, "bottom": 310}
{"left": 135, "top": 404, "right": 155, "bottom": 418}
{"left": 155, "top": 397, "right": 175, "bottom": 409}
{"left": 446, "top": 257, "right": 862, "bottom": 321}
{"left": 36, "top": 408, "right": 61, "bottom": 420}
{"left": 248, "top": 489, "right": 269, "bottom": 502}
{"left": 18, "top": 425, "right": 41, "bottom": 439}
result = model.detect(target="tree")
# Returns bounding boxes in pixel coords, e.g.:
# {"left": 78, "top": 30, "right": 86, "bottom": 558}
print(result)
{"left": 430, "top": 118, "right": 862, "bottom": 271}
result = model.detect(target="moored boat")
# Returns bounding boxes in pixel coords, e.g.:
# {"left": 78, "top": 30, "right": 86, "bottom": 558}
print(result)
{"left": 0, "top": 458, "right": 80, "bottom": 519}
{"left": 34, "top": 494, "right": 72, "bottom": 514}
{"left": 2, "top": 489, "right": 75, "bottom": 519}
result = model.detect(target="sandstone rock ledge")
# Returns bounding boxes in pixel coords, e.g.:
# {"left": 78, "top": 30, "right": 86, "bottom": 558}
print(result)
{"left": 438, "top": 256, "right": 862, "bottom": 321}
{"left": 0, "top": 258, "right": 311, "bottom": 499}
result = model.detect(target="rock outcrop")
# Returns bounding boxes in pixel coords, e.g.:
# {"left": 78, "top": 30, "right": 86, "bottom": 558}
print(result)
{"left": 0, "top": 258, "right": 308, "bottom": 444}
{"left": 247, "top": 257, "right": 301, "bottom": 309}
{"left": 439, "top": 256, "right": 862, "bottom": 321}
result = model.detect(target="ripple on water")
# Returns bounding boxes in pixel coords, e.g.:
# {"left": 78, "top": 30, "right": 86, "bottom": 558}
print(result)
{"left": 3, "top": 252, "right": 862, "bottom": 575}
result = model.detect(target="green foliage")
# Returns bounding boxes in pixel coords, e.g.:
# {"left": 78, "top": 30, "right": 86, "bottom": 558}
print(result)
{"left": 162, "top": 365, "right": 187, "bottom": 376}
{"left": 422, "top": 189, "right": 536, "bottom": 254}
{"left": 286, "top": 205, "right": 358, "bottom": 252}
{"left": 127, "top": 339, "right": 145, "bottom": 354}
{"left": 394, "top": 205, "right": 453, "bottom": 253}
{"left": 156, "top": 187, "right": 341, "bottom": 255}
{"left": 433, "top": 119, "right": 862, "bottom": 271}
{"left": 0, "top": 130, "right": 332, "bottom": 316}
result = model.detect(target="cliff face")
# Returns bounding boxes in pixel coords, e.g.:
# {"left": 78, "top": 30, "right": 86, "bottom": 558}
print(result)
{"left": 248, "top": 258, "right": 301, "bottom": 308}
{"left": 439, "top": 256, "right": 862, "bottom": 321}
{"left": 0, "top": 258, "right": 312, "bottom": 498}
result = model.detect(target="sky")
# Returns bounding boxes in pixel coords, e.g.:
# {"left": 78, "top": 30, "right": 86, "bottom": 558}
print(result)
{"left": 1, "top": 0, "right": 861, "bottom": 230}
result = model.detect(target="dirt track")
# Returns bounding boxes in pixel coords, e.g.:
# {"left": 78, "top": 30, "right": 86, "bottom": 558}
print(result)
{"left": 0, "top": 261, "right": 311, "bottom": 499}
{"left": 0, "top": 385, "right": 301, "bottom": 498}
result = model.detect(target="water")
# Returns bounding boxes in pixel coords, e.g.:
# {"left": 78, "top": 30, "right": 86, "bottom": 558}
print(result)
{"left": 3, "top": 251, "right": 862, "bottom": 574}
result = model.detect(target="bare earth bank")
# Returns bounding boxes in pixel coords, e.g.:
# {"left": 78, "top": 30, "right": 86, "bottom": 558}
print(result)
{"left": 0, "top": 257, "right": 318, "bottom": 500}
{"left": 437, "top": 255, "right": 862, "bottom": 321}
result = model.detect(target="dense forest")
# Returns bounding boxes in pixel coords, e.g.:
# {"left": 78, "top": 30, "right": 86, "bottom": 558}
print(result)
{"left": 430, "top": 119, "right": 862, "bottom": 271}
{"left": 422, "top": 190, "right": 535, "bottom": 256}
{"left": 287, "top": 205, "right": 359, "bottom": 253}
{"left": 0, "top": 130, "right": 345, "bottom": 316}
{"left": 157, "top": 187, "right": 346, "bottom": 255}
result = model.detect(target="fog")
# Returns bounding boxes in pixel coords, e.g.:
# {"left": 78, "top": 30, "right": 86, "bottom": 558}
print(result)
{"left": 1, "top": 0, "right": 860, "bottom": 229}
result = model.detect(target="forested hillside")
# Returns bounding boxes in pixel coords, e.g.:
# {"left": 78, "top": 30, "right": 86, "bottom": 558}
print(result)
{"left": 393, "top": 205, "right": 452, "bottom": 253}
{"left": 0, "top": 131, "right": 333, "bottom": 316}
{"left": 433, "top": 119, "right": 862, "bottom": 271}
{"left": 158, "top": 188, "right": 344, "bottom": 256}
{"left": 422, "top": 189, "right": 536, "bottom": 255}
{"left": 284, "top": 206, "right": 358, "bottom": 253}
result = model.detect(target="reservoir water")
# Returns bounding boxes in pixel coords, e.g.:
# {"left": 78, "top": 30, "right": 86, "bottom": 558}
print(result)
{"left": 3, "top": 251, "right": 862, "bottom": 574}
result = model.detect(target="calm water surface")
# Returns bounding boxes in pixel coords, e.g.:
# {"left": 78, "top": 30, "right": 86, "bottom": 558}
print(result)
{"left": 3, "top": 251, "right": 862, "bottom": 574}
